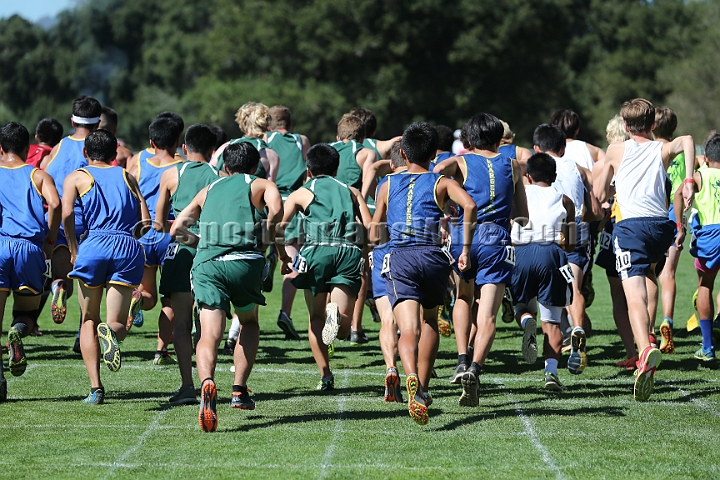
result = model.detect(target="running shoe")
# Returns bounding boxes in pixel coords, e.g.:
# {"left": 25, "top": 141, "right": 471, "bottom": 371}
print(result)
{"left": 694, "top": 346, "right": 716, "bottom": 362}
{"left": 450, "top": 362, "right": 467, "bottom": 384}
{"left": 459, "top": 369, "right": 479, "bottom": 407}
{"left": 423, "top": 391, "right": 433, "bottom": 407}
{"left": 277, "top": 311, "right": 300, "bottom": 340}
{"left": 437, "top": 316, "right": 452, "bottom": 337}
{"left": 659, "top": 318, "right": 674, "bottom": 354}
{"left": 82, "top": 389, "right": 104, "bottom": 405}
{"left": 97, "top": 323, "right": 121, "bottom": 372}
{"left": 0, "top": 378, "right": 7, "bottom": 402}
{"left": 322, "top": 303, "right": 340, "bottom": 346}
{"left": 406, "top": 373, "right": 428, "bottom": 425}
{"left": 616, "top": 356, "right": 638, "bottom": 370}
{"left": 649, "top": 332, "right": 658, "bottom": 349}
{"left": 50, "top": 279, "right": 67, "bottom": 324}
{"left": 316, "top": 376, "right": 335, "bottom": 391}
{"left": 192, "top": 305, "right": 201, "bottom": 349}
{"left": 633, "top": 345, "right": 661, "bottom": 402}
{"left": 73, "top": 336, "right": 81, "bottom": 354}
{"left": 500, "top": 297, "right": 514, "bottom": 324}
{"left": 223, "top": 337, "right": 237, "bottom": 355}
{"left": 7, "top": 327, "right": 26, "bottom": 377}
{"left": 544, "top": 371, "right": 562, "bottom": 392}
{"left": 383, "top": 367, "right": 403, "bottom": 403}
{"left": 366, "top": 298, "right": 381, "bottom": 323}
{"left": 692, "top": 289, "right": 698, "bottom": 311}
{"left": 561, "top": 334, "right": 572, "bottom": 354}
{"left": 169, "top": 384, "right": 198, "bottom": 405}
{"left": 198, "top": 379, "right": 218, "bottom": 432}
{"left": 521, "top": 318, "right": 538, "bottom": 364}
{"left": 153, "top": 351, "right": 177, "bottom": 366}
{"left": 230, "top": 389, "right": 255, "bottom": 410}
{"left": 128, "top": 289, "right": 143, "bottom": 328}
{"left": 567, "top": 327, "right": 587, "bottom": 375}
{"left": 349, "top": 329, "right": 369, "bottom": 345}
{"left": 327, "top": 342, "right": 335, "bottom": 359}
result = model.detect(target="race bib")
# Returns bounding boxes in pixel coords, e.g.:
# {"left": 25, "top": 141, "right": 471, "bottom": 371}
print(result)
{"left": 43, "top": 259, "right": 52, "bottom": 279}
{"left": 368, "top": 252, "right": 374, "bottom": 271}
{"left": 164, "top": 242, "right": 179, "bottom": 261}
{"left": 381, "top": 253, "right": 391, "bottom": 275}
{"left": 615, "top": 250, "right": 632, "bottom": 273}
{"left": 559, "top": 264, "right": 575, "bottom": 284}
{"left": 441, "top": 244, "right": 455, "bottom": 265}
{"left": 505, "top": 245, "right": 516, "bottom": 266}
{"left": 599, "top": 231, "right": 612, "bottom": 251}
{"left": 293, "top": 253, "right": 308, "bottom": 274}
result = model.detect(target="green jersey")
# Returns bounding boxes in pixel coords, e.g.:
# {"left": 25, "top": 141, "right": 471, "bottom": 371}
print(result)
{"left": 363, "top": 138, "right": 382, "bottom": 160}
{"left": 667, "top": 152, "right": 685, "bottom": 203}
{"left": 217, "top": 137, "right": 270, "bottom": 179}
{"left": 694, "top": 167, "right": 720, "bottom": 227}
{"left": 266, "top": 130, "right": 306, "bottom": 197}
{"left": 170, "top": 161, "right": 219, "bottom": 234}
{"left": 330, "top": 140, "right": 364, "bottom": 190}
{"left": 194, "top": 174, "right": 261, "bottom": 265}
{"left": 302, "top": 175, "right": 360, "bottom": 247}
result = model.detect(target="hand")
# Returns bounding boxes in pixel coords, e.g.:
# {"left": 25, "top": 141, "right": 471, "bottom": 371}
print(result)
{"left": 457, "top": 252, "right": 471, "bottom": 272}
{"left": 280, "top": 258, "right": 292, "bottom": 275}
{"left": 682, "top": 182, "right": 695, "bottom": 211}
{"left": 674, "top": 230, "right": 685, "bottom": 250}
{"left": 70, "top": 253, "right": 77, "bottom": 265}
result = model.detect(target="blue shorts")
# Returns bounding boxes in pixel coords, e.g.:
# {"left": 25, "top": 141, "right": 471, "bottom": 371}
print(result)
{"left": 370, "top": 243, "right": 392, "bottom": 299}
{"left": 139, "top": 228, "right": 172, "bottom": 268}
{"left": 54, "top": 223, "right": 87, "bottom": 250}
{"left": 511, "top": 243, "right": 572, "bottom": 308}
{"left": 69, "top": 232, "right": 144, "bottom": 288}
{"left": 384, "top": 246, "right": 451, "bottom": 309}
{"left": 691, "top": 224, "right": 720, "bottom": 271}
{"left": 595, "top": 220, "right": 618, "bottom": 277}
{"left": 0, "top": 237, "right": 46, "bottom": 295}
{"left": 567, "top": 243, "right": 591, "bottom": 273}
{"left": 612, "top": 217, "right": 674, "bottom": 280}
{"left": 451, "top": 223, "right": 512, "bottom": 286}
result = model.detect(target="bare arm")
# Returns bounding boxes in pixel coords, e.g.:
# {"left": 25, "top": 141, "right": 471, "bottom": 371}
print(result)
{"left": 40, "top": 143, "right": 60, "bottom": 170}
{"left": 358, "top": 148, "right": 377, "bottom": 199}
{"left": 61, "top": 173, "right": 82, "bottom": 262}
{"left": 369, "top": 181, "right": 389, "bottom": 245}
{"left": 210, "top": 141, "right": 230, "bottom": 168}
{"left": 170, "top": 187, "right": 208, "bottom": 248}
{"left": 126, "top": 151, "right": 140, "bottom": 178}
{"left": 433, "top": 156, "right": 463, "bottom": 183}
{"left": 362, "top": 160, "right": 391, "bottom": 200}
{"left": 250, "top": 179, "right": 283, "bottom": 251}
{"left": 301, "top": 135, "right": 311, "bottom": 160}
{"left": 349, "top": 186, "right": 373, "bottom": 229}
{"left": 586, "top": 142, "right": 605, "bottom": 164}
{"left": 561, "top": 195, "right": 576, "bottom": 252}
{"left": 662, "top": 134, "right": 696, "bottom": 210}
{"left": 277, "top": 188, "right": 313, "bottom": 273}
{"left": 375, "top": 136, "right": 402, "bottom": 159}
{"left": 516, "top": 146, "right": 532, "bottom": 175}
{"left": 116, "top": 145, "right": 133, "bottom": 169}
{"left": 35, "top": 170, "right": 61, "bottom": 243}
{"left": 439, "top": 177, "right": 477, "bottom": 272}
{"left": 124, "top": 172, "right": 150, "bottom": 239}
{"left": 511, "top": 159, "right": 529, "bottom": 220}
{"left": 579, "top": 166, "right": 603, "bottom": 222}
{"left": 593, "top": 142, "right": 623, "bottom": 203}
{"left": 264, "top": 148, "right": 280, "bottom": 183}
{"left": 155, "top": 167, "right": 178, "bottom": 232}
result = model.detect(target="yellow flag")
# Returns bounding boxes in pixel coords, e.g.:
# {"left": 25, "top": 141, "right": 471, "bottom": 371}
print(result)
{"left": 687, "top": 314, "right": 699, "bottom": 332}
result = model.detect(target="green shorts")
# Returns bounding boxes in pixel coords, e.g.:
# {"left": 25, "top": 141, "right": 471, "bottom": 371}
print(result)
{"left": 284, "top": 213, "right": 305, "bottom": 243}
{"left": 159, "top": 244, "right": 195, "bottom": 296}
{"left": 291, "top": 244, "right": 363, "bottom": 296}
{"left": 191, "top": 256, "right": 266, "bottom": 318}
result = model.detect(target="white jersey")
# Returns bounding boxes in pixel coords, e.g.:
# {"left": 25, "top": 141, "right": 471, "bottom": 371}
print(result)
{"left": 565, "top": 139, "right": 595, "bottom": 171}
{"left": 552, "top": 155, "right": 588, "bottom": 245}
{"left": 615, "top": 140, "right": 666, "bottom": 220}
{"left": 512, "top": 185, "right": 567, "bottom": 245}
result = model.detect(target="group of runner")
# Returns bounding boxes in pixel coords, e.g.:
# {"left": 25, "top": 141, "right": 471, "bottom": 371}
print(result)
{"left": 1, "top": 96, "right": 718, "bottom": 431}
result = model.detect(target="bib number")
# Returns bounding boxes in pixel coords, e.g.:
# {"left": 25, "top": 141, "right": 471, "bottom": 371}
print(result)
{"left": 599, "top": 231, "right": 612, "bottom": 251}
{"left": 381, "top": 253, "right": 391, "bottom": 275}
{"left": 293, "top": 253, "right": 308, "bottom": 274}
{"left": 615, "top": 250, "right": 632, "bottom": 273}
{"left": 164, "top": 242, "right": 179, "bottom": 261}
{"left": 559, "top": 264, "right": 575, "bottom": 284}
{"left": 505, "top": 245, "right": 516, "bottom": 266}
{"left": 367, "top": 252, "right": 374, "bottom": 271}
{"left": 43, "top": 259, "right": 52, "bottom": 279}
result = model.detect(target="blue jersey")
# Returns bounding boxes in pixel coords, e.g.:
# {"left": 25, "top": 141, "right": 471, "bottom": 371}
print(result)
{"left": 458, "top": 152, "right": 514, "bottom": 229}
{"left": 77, "top": 166, "right": 140, "bottom": 234}
{"left": 430, "top": 151, "right": 455, "bottom": 170}
{"left": 137, "top": 154, "right": 182, "bottom": 220}
{"left": 386, "top": 171, "right": 444, "bottom": 246}
{"left": 0, "top": 165, "right": 47, "bottom": 245}
{"left": 498, "top": 144, "right": 519, "bottom": 160}
{"left": 45, "top": 136, "right": 88, "bottom": 233}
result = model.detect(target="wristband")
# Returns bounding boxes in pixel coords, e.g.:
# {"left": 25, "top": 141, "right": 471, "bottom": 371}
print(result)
{"left": 682, "top": 178, "right": 694, "bottom": 185}
{"left": 676, "top": 222, "right": 685, "bottom": 231}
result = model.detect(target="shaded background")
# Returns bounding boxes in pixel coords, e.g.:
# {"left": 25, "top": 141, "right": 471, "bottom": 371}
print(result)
{"left": 0, "top": 0, "right": 717, "bottom": 150}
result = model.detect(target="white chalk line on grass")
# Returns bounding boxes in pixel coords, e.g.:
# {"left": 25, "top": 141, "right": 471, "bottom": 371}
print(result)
{"left": 100, "top": 409, "right": 168, "bottom": 480}
{"left": 318, "top": 369, "right": 350, "bottom": 480}
{"left": 671, "top": 384, "right": 720, "bottom": 417}
{"left": 493, "top": 378, "right": 565, "bottom": 480}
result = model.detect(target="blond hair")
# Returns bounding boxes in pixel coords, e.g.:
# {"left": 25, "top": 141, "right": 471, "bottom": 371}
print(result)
{"left": 500, "top": 120, "right": 515, "bottom": 145}
{"left": 606, "top": 115, "right": 629, "bottom": 144}
{"left": 336, "top": 114, "right": 365, "bottom": 141}
{"left": 235, "top": 102, "right": 270, "bottom": 138}
{"left": 620, "top": 98, "right": 655, "bottom": 135}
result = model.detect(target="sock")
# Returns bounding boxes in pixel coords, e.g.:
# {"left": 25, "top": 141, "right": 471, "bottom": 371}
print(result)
{"left": 232, "top": 385, "right": 247, "bottom": 394}
{"left": 91, "top": 386, "right": 103, "bottom": 394}
{"left": 545, "top": 358, "right": 559, "bottom": 375}
{"left": 663, "top": 316, "right": 674, "bottom": 328}
{"left": 228, "top": 316, "right": 241, "bottom": 341}
{"left": 699, "top": 319, "right": 713, "bottom": 350}
{"left": 572, "top": 326, "right": 584, "bottom": 334}
{"left": 469, "top": 361, "right": 482, "bottom": 376}
{"left": 12, "top": 322, "right": 29, "bottom": 338}
{"left": 458, "top": 353, "right": 468, "bottom": 367}
{"left": 520, "top": 315, "right": 533, "bottom": 330}
{"left": 467, "top": 346, "right": 474, "bottom": 361}
{"left": 321, "top": 374, "right": 334, "bottom": 383}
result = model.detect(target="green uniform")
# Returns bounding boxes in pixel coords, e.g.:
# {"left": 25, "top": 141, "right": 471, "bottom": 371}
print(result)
{"left": 667, "top": 152, "right": 686, "bottom": 203}
{"left": 330, "top": 140, "right": 364, "bottom": 190}
{"left": 363, "top": 138, "right": 382, "bottom": 160}
{"left": 191, "top": 174, "right": 266, "bottom": 316}
{"left": 291, "top": 175, "right": 364, "bottom": 296}
{"left": 267, "top": 130, "right": 307, "bottom": 243}
{"left": 217, "top": 137, "right": 270, "bottom": 179}
{"left": 159, "top": 161, "right": 219, "bottom": 296}
{"left": 694, "top": 167, "right": 720, "bottom": 227}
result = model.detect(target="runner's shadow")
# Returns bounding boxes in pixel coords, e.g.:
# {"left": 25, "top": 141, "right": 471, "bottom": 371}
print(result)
{"left": 222, "top": 408, "right": 409, "bottom": 433}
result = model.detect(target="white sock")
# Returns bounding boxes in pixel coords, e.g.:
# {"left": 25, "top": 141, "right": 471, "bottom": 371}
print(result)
{"left": 545, "top": 358, "right": 558, "bottom": 375}
{"left": 520, "top": 315, "right": 532, "bottom": 330}
{"left": 228, "top": 315, "right": 240, "bottom": 341}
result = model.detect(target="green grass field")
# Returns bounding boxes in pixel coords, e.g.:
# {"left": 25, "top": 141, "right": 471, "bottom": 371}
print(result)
{"left": 2, "top": 253, "right": 719, "bottom": 479}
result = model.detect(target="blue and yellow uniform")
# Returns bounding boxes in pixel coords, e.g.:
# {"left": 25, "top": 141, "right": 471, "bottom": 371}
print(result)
{"left": 450, "top": 152, "right": 515, "bottom": 286}
{"left": 68, "top": 166, "right": 144, "bottom": 288}
{"left": 384, "top": 171, "right": 451, "bottom": 308}
{"left": 430, "top": 151, "right": 455, "bottom": 170}
{"left": 0, "top": 165, "right": 48, "bottom": 295}
{"left": 136, "top": 154, "right": 182, "bottom": 267}
{"left": 498, "top": 144, "right": 520, "bottom": 161}
{"left": 44, "top": 136, "right": 88, "bottom": 248}
{"left": 371, "top": 175, "right": 393, "bottom": 299}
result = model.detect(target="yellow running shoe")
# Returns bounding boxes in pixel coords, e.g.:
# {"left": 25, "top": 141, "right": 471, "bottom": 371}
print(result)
{"left": 406, "top": 374, "right": 428, "bottom": 425}
{"left": 97, "top": 323, "right": 121, "bottom": 372}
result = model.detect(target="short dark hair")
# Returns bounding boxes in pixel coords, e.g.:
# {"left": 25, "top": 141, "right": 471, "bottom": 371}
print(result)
{"left": 705, "top": 136, "right": 720, "bottom": 163}
{"left": 306, "top": 143, "right": 340, "bottom": 176}
{"left": 349, "top": 107, "right": 377, "bottom": 138}
{"left": 533, "top": 124, "right": 566, "bottom": 154}
{"left": 84, "top": 129, "right": 118, "bottom": 163}
{"left": 0, "top": 122, "right": 30, "bottom": 156}
{"left": 156, "top": 111, "right": 184, "bottom": 132}
{"left": 184, "top": 124, "right": 217, "bottom": 159}
{"left": 223, "top": 142, "right": 260, "bottom": 174}
{"left": 526, "top": 152, "right": 556, "bottom": 184}
{"left": 464, "top": 113, "right": 503, "bottom": 150}
{"left": 550, "top": 109, "right": 580, "bottom": 138}
{"left": 401, "top": 122, "right": 437, "bottom": 164}
{"left": 72, "top": 96, "right": 102, "bottom": 127}
{"left": 100, "top": 107, "right": 118, "bottom": 132}
{"left": 269, "top": 106, "right": 292, "bottom": 130}
{"left": 653, "top": 106, "right": 677, "bottom": 140}
{"left": 149, "top": 118, "right": 181, "bottom": 151}
{"left": 209, "top": 125, "right": 227, "bottom": 149}
{"left": 434, "top": 125, "right": 454, "bottom": 152}
{"left": 35, "top": 118, "right": 63, "bottom": 146}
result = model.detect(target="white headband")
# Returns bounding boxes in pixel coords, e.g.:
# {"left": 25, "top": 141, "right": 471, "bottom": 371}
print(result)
{"left": 71, "top": 115, "right": 101, "bottom": 124}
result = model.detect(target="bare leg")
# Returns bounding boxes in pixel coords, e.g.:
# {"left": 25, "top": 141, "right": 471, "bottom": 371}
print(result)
{"left": 393, "top": 299, "right": 422, "bottom": 377}
{"left": 305, "top": 290, "right": 332, "bottom": 378}
{"left": 418, "top": 307, "right": 440, "bottom": 389}
{"left": 568, "top": 265, "right": 585, "bottom": 328}
{"left": 52, "top": 247, "right": 75, "bottom": 297}
{"left": 157, "top": 297, "right": 174, "bottom": 352}
{"left": 453, "top": 276, "right": 472, "bottom": 357}
{"left": 196, "top": 306, "right": 226, "bottom": 382}
{"left": 232, "top": 307, "right": 260, "bottom": 387}
{"left": 104, "top": 285, "right": 133, "bottom": 342}
{"left": 646, "top": 269, "right": 659, "bottom": 331}
{"left": 471, "top": 283, "right": 505, "bottom": 366}
{"left": 77, "top": 284, "right": 104, "bottom": 389}
{"left": 542, "top": 321, "right": 562, "bottom": 361}
{"left": 659, "top": 245, "right": 680, "bottom": 320}
{"left": 609, "top": 277, "right": 636, "bottom": 358}
{"left": 377, "top": 296, "right": 398, "bottom": 369}
{"left": 621, "top": 275, "right": 654, "bottom": 352}
{"left": 138, "top": 266, "right": 159, "bottom": 311}
{"left": 280, "top": 243, "right": 299, "bottom": 316}
{"left": 330, "top": 284, "right": 355, "bottom": 341}
{"left": 351, "top": 267, "right": 368, "bottom": 334}
{"left": 171, "top": 292, "right": 195, "bottom": 388}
